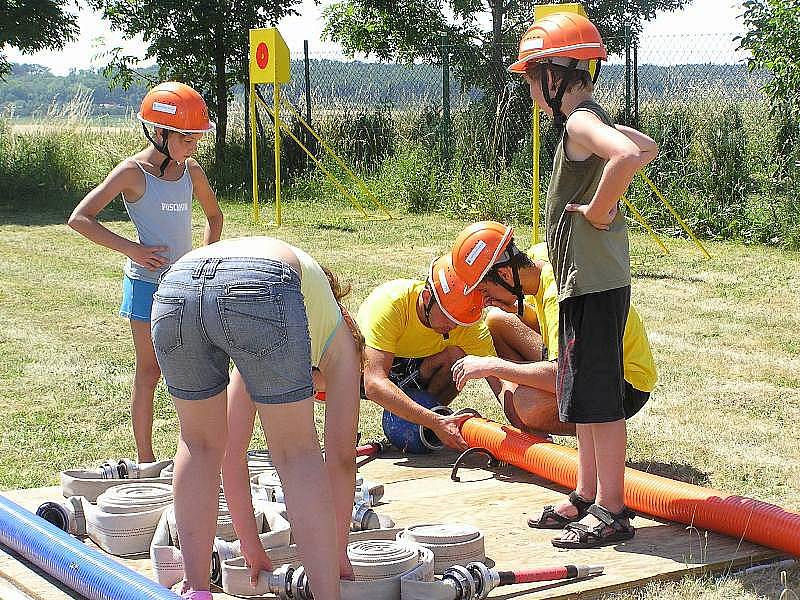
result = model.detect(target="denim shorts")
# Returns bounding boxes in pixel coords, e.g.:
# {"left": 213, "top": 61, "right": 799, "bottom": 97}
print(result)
{"left": 151, "top": 257, "right": 314, "bottom": 404}
{"left": 120, "top": 275, "right": 158, "bottom": 322}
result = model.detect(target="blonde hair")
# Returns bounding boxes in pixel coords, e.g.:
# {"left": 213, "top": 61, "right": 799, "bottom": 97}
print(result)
{"left": 322, "top": 266, "right": 366, "bottom": 370}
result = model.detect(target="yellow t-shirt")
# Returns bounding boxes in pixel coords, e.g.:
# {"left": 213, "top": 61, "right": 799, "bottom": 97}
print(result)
{"left": 356, "top": 279, "right": 496, "bottom": 358}
{"left": 293, "top": 247, "right": 343, "bottom": 367}
{"left": 522, "top": 244, "right": 657, "bottom": 392}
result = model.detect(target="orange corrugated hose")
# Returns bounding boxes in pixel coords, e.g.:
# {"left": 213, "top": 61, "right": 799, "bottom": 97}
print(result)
{"left": 460, "top": 418, "right": 800, "bottom": 556}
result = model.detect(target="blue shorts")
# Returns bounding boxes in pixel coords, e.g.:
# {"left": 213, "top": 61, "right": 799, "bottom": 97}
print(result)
{"left": 120, "top": 275, "right": 158, "bottom": 322}
{"left": 151, "top": 257, "right": 314, "bottom": 404}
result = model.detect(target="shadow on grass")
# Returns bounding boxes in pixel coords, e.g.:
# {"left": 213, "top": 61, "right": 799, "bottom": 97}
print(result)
{"left": 632, "top": 269, "right": 706, "bottom": 283}
{"left": 627, "top": 460, "right": 711, "bottom": 486}
{"left": 0, "top": 205, "right": 129, "bottom": 227}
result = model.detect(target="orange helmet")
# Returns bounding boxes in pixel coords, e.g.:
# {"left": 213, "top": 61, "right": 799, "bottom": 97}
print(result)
{"left": 508, "top": 12, "right": 607, "bottom": 74}
{"left": 137, "top": 82, "right": 215, "bottom": 134}
{"left": 450, "top": 221, "right": 514, "bottom": 293}
{"left": 428, "top": 255, "right": 484, "bottom": 327}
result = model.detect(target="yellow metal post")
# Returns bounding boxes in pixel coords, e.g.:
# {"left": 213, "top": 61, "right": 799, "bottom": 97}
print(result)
{"left": 532, "top": 105, "right": 540, "bottom": 245}
{"left": 249, "top": 27, "right": 290, "bottom": 225}
{"left": 639, "top": 172, "right": 711, "bottom": 258}
{"left": 273, "top": 83, "right": 282, "bottom": 226}
{"left": 249, "top": 84, "right": 260, "bottom": 223}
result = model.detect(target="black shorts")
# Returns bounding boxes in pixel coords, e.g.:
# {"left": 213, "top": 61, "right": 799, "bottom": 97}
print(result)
{"left": 557, "top": 286, "right": 633, "bottom": 423}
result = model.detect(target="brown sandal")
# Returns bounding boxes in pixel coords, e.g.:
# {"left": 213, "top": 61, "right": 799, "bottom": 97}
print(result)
{"left": 528, "top": 491, "right": 594, "bottom": 530}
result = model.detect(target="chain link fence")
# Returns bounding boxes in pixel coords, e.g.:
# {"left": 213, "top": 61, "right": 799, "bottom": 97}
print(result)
{"left": 251, "top": 31, "right": 797, "bottom": 246}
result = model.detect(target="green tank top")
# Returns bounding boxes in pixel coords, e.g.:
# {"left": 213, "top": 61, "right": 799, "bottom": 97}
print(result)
{"left": 545, "top": 100, "right": 631, "bottom": 301}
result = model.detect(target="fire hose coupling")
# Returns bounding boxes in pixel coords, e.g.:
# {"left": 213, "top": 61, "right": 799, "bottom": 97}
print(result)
{"left": 439, "top": 562, "right": 605, "bottom": 600}
{"left": 351, "top": 501, "right": 383, "bottom": 530}
{"left": 36, "top": 496, "right": 86, "bottom": 535}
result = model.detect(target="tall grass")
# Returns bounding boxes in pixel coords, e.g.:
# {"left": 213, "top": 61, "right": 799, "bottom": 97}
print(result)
{"left": 2, "top": 93, "right": 797, "bottom": 249}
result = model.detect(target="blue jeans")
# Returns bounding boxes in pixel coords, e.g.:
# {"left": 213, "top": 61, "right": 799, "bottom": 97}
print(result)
{"left": 151, "top": 257, "right": 314, "bottom": 404}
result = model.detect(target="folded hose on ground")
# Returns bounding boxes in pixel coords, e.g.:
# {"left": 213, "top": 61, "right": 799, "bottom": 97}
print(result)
{"left": 459, "top": 417, "right": 800, "bottom": 556}
{"left": 36, "top": 482, "right": 173, "bottom": 556}
{"left": 60, "top": 459, "right": 174, "bottom": 502}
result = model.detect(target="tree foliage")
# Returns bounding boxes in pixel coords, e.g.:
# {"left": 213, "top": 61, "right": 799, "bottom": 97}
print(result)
{"left": 322, "top": 0, "right": 691, "bottom": 95}
{"left": 89, "top": 0, "right": 301, "bottom": 168}
{"left": 738, "top": 0, "right": 800, "bottom": 120}
{"left": 0, "top": 0, "right": 79, "bottom": 78}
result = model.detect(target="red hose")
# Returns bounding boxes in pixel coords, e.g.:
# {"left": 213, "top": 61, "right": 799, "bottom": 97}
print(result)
{"left": 355, "top": 442, "right": 385, "bottom": 457}
{"left": 509, "top": 566, "right": 570, "bottom": 583}
{"left": 460, "top": 418, "right": 800, "bottom": 556}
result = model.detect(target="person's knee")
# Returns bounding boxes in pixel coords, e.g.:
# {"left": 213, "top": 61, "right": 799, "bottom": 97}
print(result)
{"left": 441, "top": 345, "right": 465, "bottom": 365}
{"left": 182, "top": 429, "right": 228, "bottom": 457}
{"left": 511, "top": 388, "right": 555, "bottom": 426}
{"left": 485, "top": 308, "right": 514, "bottom": 337}
{"left": 133, "top": 361, "right": 161, "bottom": 390}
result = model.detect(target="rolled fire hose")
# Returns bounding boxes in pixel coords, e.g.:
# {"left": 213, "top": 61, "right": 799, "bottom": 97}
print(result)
{"left": 151, "top": 497, "right": 291, "bottom": 588}
{"left": 397, "top": 524, "right": 485, "bottom": 574}
{"left": 36, "top": 482, "right": 173, "bottom": 556}
{"left": 222, "top": 529, "right": 434, "bottom": 599}
{"left": 61, "top": 458, "right": 174, "bottom": 502}
{"left": 0, "top": 495, "right": 181, "bottom": 600}
{"left": 459, "top": 417, "right": 800, "bottom": 557}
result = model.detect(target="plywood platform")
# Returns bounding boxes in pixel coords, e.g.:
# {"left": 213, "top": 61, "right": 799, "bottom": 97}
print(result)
{"left": 0, "top": 450, "right": 781, "bottom": 599}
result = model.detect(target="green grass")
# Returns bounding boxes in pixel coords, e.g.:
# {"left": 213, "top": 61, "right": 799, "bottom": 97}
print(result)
{"left": 0, "top": 193, "right": 799, "bottom": 597}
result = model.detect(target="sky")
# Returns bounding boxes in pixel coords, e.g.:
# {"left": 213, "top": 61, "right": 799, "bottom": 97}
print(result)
{"left": 5, "top": 0, "right": 747, "bottom": 76}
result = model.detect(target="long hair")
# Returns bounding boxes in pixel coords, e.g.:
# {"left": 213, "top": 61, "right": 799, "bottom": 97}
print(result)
{"left": 322, "top": 266, "right": 366, "bottom": 370}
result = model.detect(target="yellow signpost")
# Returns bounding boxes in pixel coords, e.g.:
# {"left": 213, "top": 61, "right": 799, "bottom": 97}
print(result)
{"left": 247, "top": 28, "right": 392, "bottom": 225}
{"left": 249, "top": 28, "right": 290, "bottom": 224}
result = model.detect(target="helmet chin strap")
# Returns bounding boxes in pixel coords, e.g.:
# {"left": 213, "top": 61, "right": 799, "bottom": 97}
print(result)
{"left": 141, "top": 124, "right": 173, "bottom": 176}
{"left": 541, "top": 59, "right": 579, "bottom": 130}
{"left": 488, "top": 266, "right": 525, "bottom": 318}
{"left": 422, "top": 284, "right": 450, "bottom": 340}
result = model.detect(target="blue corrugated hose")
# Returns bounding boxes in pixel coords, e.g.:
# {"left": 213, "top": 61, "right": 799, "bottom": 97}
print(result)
{"left": 0, "top": 495, "right": 180, "bottom": 600}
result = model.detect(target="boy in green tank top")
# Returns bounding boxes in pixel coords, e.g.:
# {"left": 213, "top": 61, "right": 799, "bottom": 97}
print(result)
{"left": 509, "top": 13, "right": 658, "bottom": 548}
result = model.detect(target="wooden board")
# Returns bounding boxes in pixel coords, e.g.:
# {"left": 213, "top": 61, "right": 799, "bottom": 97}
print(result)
{"left": 0, "top": 451, "right": 782, "bottom": 600}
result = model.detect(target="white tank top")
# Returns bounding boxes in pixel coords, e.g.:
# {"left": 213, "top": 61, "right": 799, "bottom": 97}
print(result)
{"left": 123, "top": 161, "right": 193, "bottom": 283}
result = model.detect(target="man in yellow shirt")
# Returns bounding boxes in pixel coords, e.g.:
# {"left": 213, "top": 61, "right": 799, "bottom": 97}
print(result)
{"left": 358, "top": 255, "right": 498, "bottom": 451}
{"left": 452, "top": 242, "right": 657, "bottom": 437}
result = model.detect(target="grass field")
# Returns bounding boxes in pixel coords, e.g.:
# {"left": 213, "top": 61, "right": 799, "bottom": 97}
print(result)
{"left": 0, "top": 195, "right": 798, "bottom": 598}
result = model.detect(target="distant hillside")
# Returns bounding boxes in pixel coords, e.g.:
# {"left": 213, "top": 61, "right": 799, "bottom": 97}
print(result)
{"left": 0, "top": 60, "right": 767, "bottom": 118}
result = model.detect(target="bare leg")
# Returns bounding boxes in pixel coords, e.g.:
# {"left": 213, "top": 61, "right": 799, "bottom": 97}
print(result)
{"left": 258, "top": 398, "right": 341, "bottom": 600}
{"left": 554, "top": 421, "right": 630, "bottom": 543}
{"left": 485, "top": 309, "right": 543, "bottom": 362}
{"left": 511, "top": 385, "right": 576, "bottom": 436}
{"left": 173, "top": 391, "right": 229, "bottom": 592}
{"left": 420, "top": 346, "right": 465, "bottom": 404}
{"left": 532, "top": 423, "right": 597, "bottom": 522}
{"left": 130, "top": 319, "right": 160, "bottom": 462}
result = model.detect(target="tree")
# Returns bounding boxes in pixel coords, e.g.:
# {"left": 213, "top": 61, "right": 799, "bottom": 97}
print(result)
{"left": 738, "top": 0, "right": 800, "bottom": 184}
{"left": 322, "top": 0, "right": 690, "bottom": 97}
{"left": 91, "top": 0, "right": 301, "bottom": 173}
{"left": 0, "top": 0, "right": 79, "bottom": 78}
{"left": 738, "top": 0, "right": 800, "bottom": 120}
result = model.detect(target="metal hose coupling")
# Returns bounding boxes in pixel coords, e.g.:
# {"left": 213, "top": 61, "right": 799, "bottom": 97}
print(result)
{"left": 248, "top": 563, "right": 311, "bottom": 600}
{"left": 97, "top": 458, "right": 139, "bottom": 479}
{"left": 352, "top": 501, "right": 381, "bottom": 530}
{"left": 439, "top": 562, "right": 605, "bottom": 600}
